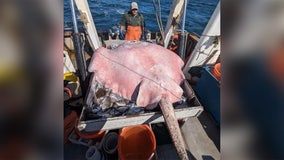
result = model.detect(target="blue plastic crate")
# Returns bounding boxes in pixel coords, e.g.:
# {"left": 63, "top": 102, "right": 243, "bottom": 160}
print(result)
{"left": 194, "top": 66, "right": 220, "bottom": 125}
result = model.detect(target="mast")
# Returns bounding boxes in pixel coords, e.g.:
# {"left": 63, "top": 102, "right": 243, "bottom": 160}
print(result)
{"left": 70, "top": 0, "right": 87, "bottom": 95}
{"left": 178, "top": 0, "right": 188, "bottom": 60}
{"left": 74, "top": 0, "right": 101, "bottom": 50}
{"left": 163, "top": 0, "right": 185, "bottom": 48}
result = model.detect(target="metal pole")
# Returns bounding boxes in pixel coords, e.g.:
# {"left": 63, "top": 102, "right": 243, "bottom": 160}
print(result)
{"left": 179, "top": 0, "right": 188, "bottom": 60}
{"left": 70, "top": 0, "right": 87, "bottom": 96}
{"left": 70, "top": 0, "right": 78, "bottom": 33}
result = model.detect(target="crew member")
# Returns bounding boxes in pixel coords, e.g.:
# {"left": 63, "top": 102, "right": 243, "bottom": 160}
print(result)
{"left": 120, "top": 2, "right": 145, "bottom": 40}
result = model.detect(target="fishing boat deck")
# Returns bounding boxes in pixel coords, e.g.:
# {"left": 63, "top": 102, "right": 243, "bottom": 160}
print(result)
{"left": 153, "top": 110, "right": 220, "bottom": 160}
{"left": 65, "top": 110, "right": 220, "bottom": 160}
{"left": 64, "top": 36, "right": 220, "bottom": 160}
{"left": 64, "top": 0, "right": 221, "bottom": 158}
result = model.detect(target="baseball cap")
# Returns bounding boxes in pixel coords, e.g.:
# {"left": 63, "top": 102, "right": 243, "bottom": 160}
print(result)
{"left": 131, "top": 2, "right": 138, "bottom": 10}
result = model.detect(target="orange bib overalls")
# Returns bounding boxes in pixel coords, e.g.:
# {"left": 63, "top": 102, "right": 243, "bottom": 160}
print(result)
{"left": 125, "top": 26, "right": 142, "bottom": 40}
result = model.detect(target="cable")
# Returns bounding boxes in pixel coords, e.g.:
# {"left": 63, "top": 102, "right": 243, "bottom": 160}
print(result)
{"left": 192, "top": 36, "right": 220, "bottom": 65}
{"left": 152, "top": 0, "right": 164, "bottom": 41}
{"left": 157, "top": 0, "right": 164, "bottom": 34}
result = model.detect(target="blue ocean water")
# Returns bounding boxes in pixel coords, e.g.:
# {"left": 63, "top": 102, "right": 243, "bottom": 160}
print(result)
{"left": 64, "top": 0, "right": 219, "bottom": 36}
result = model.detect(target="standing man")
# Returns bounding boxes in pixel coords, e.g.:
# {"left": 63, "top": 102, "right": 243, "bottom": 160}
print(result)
{"left": 120, "top": 2, "right": 145, "bottom": 40}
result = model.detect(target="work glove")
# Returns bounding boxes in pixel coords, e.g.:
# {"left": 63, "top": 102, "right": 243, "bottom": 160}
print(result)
{"left": 119, "top": 30, "right": 125, "bottom": 40}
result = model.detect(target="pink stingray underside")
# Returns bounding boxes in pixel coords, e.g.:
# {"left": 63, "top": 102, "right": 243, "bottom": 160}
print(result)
{"left": 88, "top": 41, "right": 185, "bottom": 109}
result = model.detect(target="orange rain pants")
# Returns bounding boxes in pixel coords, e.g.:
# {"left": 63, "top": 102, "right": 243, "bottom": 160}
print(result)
{"left": 125, "top": 26, "right": 142, "bottom": 40}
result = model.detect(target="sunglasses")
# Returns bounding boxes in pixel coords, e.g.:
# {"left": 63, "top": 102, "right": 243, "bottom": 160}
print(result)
{"left": 132, "top": 9, "right": 138, "bottom": 11}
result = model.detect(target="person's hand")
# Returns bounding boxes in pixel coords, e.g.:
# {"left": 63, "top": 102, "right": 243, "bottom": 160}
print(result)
{"left": 119, "top": 30, "right": 125, "bottom": 40}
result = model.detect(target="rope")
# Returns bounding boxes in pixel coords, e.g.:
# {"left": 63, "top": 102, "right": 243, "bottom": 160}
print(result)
{"left": 157, "top": 0, "right": 164, "bottom": 34}
{"left": 193, "top": 36, "right": 220, "bottom": 65}
{"left": 152, "top": 0, "right": 164, "bottom": 41}
{"left": 64, "top": 87, "right": 73, "bottom": 98}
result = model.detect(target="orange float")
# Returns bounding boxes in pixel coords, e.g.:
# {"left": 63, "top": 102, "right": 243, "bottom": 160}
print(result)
{"left": 212, "top": 63, "right": 221, "bottom": 80}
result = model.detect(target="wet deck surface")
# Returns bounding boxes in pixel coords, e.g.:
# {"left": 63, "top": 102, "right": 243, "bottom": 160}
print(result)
{"left": 64, "top": 110, "right": 220, "bottom": 160}
{"left": 181, "top": 111, "right": 220, "bottom": 160}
